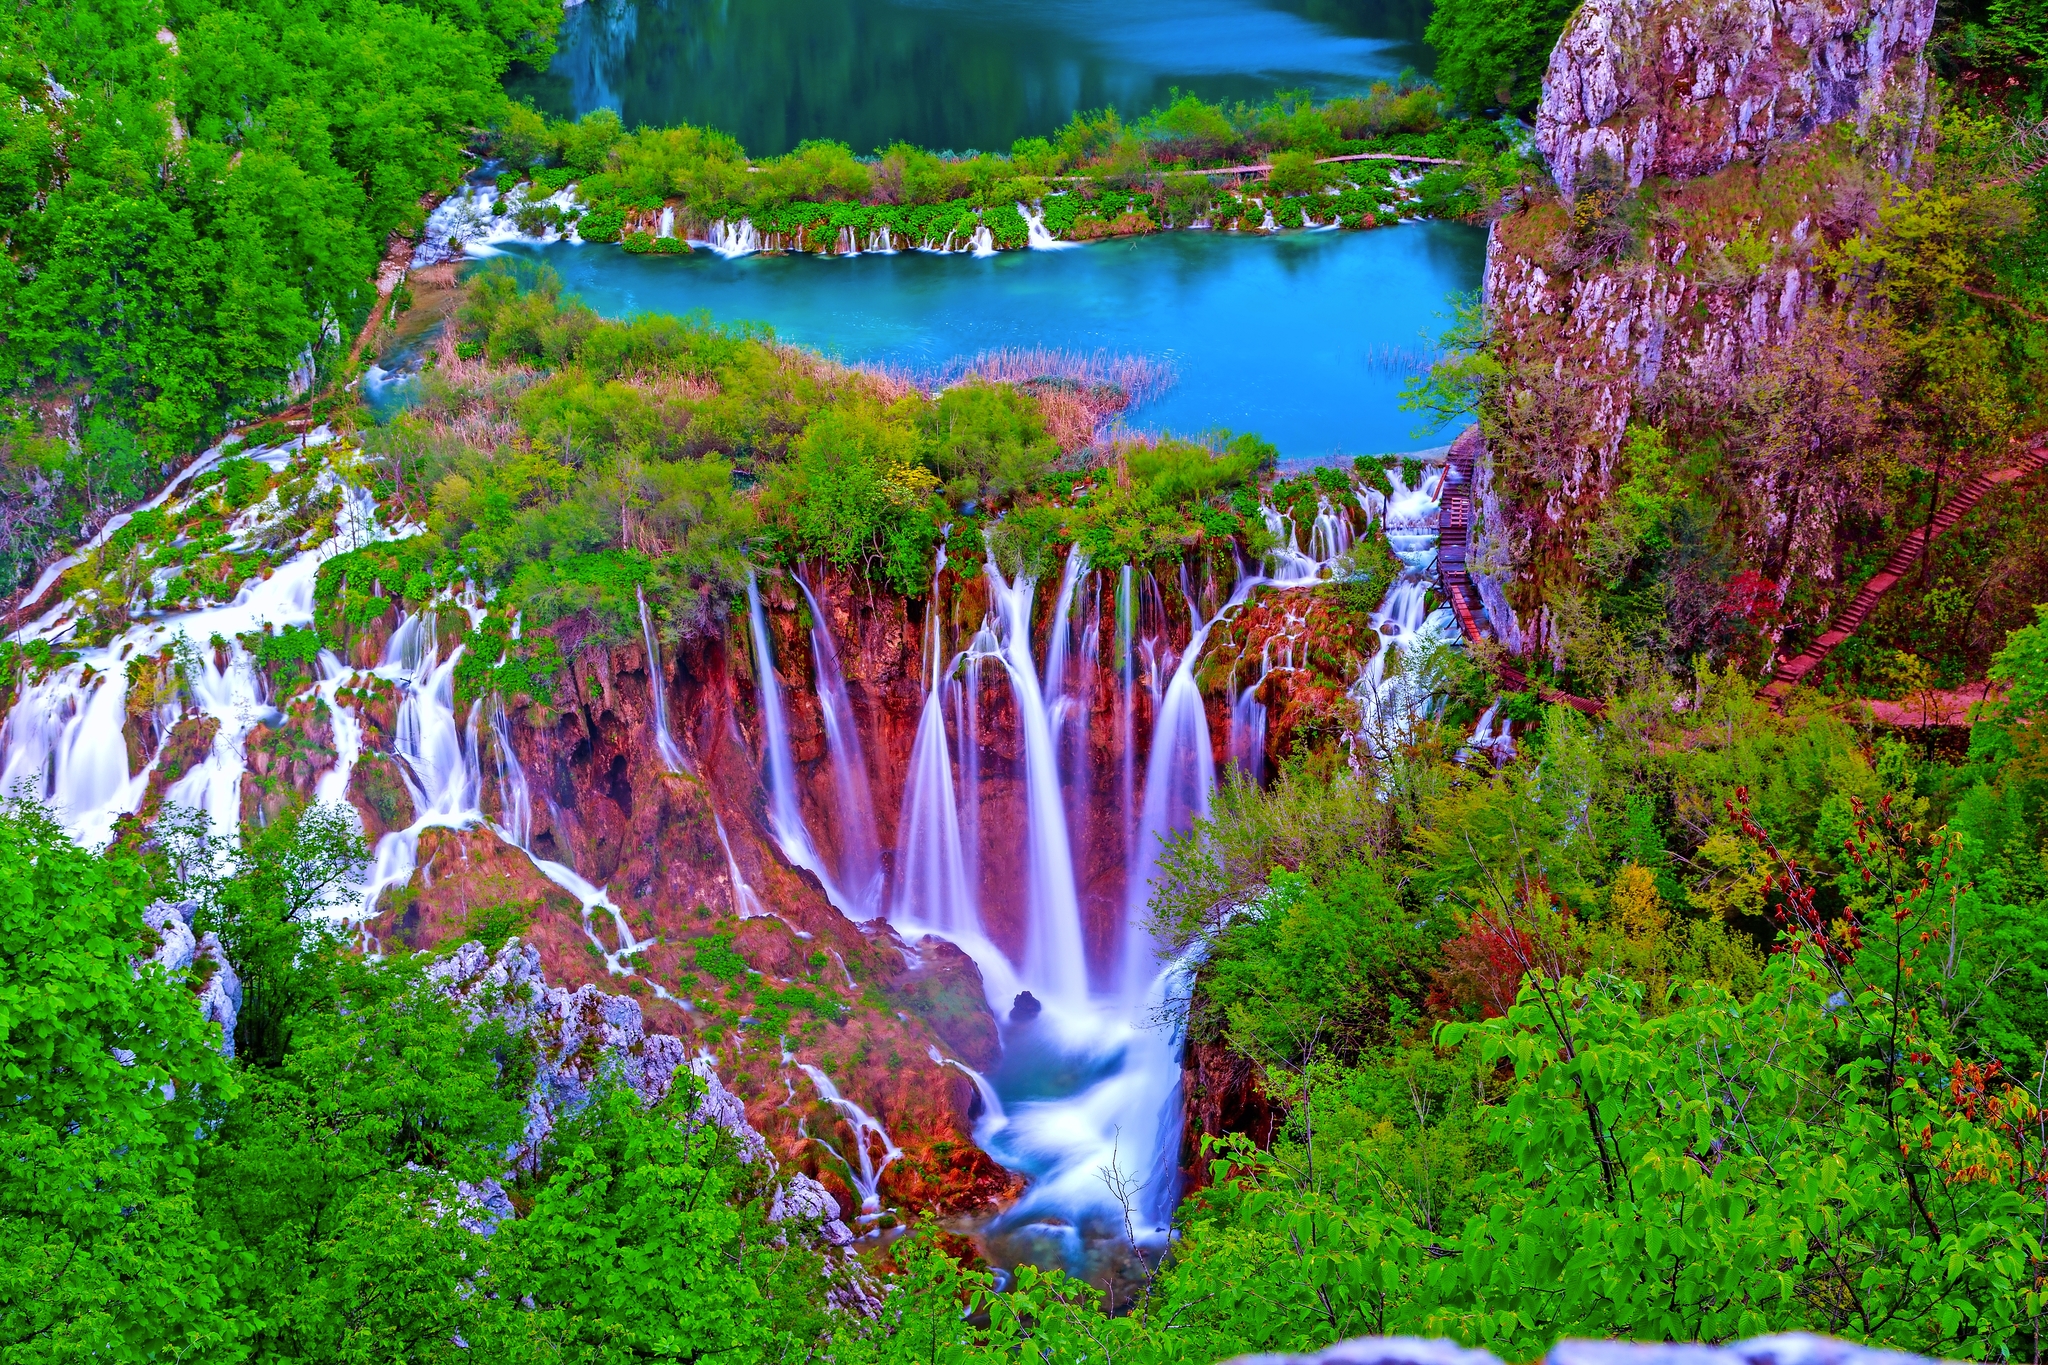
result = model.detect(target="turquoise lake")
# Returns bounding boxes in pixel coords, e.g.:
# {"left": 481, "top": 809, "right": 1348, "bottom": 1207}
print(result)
{"left": 508, "top": 0, "right": 1433, "bottom": 156}
{"left": 500, "top": 222, "right": 1485, "bottom": 459}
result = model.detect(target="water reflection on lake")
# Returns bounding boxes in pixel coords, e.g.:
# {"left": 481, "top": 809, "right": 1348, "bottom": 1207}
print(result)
{"left": 508, "top": 0, "right": 1435, "bottom": 156}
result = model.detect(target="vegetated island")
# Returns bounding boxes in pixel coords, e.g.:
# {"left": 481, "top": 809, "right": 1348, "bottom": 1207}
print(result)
{"left": 443, "top": 84, "right": 1529, "bottom": 259}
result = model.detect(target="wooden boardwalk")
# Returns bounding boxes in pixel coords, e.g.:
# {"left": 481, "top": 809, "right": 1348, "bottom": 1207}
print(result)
{"left": 1437, "top": 427, "right": 1607, "bottom": 716}
{"left": 1761, "top": 435, "right": 2048, "bottom": 700}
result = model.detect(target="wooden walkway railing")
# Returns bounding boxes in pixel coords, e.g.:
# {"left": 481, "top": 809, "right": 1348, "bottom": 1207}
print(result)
{"left": 1438, "top": 427, "right": 1607, "bottom": 716}
{"left": 1761, "top": 435, "right": 2048, "bottom": 700}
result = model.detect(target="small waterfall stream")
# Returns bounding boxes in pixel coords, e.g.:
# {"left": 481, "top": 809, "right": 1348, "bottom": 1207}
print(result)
{"left": 792, "top": 571, "right": 884, "bottom": 917}
{"left": 639, "top": 587, "right": 764, "bottom": 918}
{"left": 743, "top": 573, "right": 846, "bottom": 910}
{"left": 1348, "top": 463, "right": 1459, "bottom": 750}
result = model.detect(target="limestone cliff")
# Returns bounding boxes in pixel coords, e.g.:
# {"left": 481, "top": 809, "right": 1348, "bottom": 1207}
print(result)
{"left": 1471, "top": 0, "right": 1938, "bottom": 656}
{"left": 1539, "top": 0, "right": 1935, "bottom": 200}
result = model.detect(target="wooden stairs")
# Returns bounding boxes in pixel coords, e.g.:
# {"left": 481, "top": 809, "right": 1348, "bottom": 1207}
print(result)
{"left": 1761, "top": 436, "right": 2048, "bottom": 700}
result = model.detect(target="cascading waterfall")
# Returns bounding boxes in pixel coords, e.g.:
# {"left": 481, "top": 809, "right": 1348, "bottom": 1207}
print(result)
{"left": 1229, "top": 648, "right": 1270, "bottom": 784}
{"left": 1348, "top": 461, "right": 1460, "bottom": 752}
{"left": 743, "top": 573, "right": 848, "bottom": 910}
{"left": 5, "top": 423, "right": 1485, "bottom": 1275}
{"left": 797, "top": 1063, "right": 904, "bottom": 1218}
{"left": 1020, "top": 202, "right": 1076, "bottom": 251}
{"left": 710, "top": 217, "right": 761, "bottom": 258}
{"left": 792, "top": 572, "right": 885, "bottom": 917}
{"left": 890, "top": 550, "right": 999, "bottom": 961}
{"left": 0, "top": 456, "right": 373, "bottom": 853}
{"left": 1040, "top": 545, "right": 1088, "bottom": 769}
{"left": 638, "top": 588, "right": 764, "bottom": 918}
{"left": 637, "top": 588, "right": 689, "bottom": 774}
{"left": 973, "top": 551, "right": 1086, "bottom": 1006}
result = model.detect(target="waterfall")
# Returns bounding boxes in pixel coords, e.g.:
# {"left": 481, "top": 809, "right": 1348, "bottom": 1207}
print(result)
{"left": 1229, "top": 651, "right": 1269, "bottom": 784}
{"left": 710, "top": 217, "right": 761, "bottom": 258}
{"left": 636, "top": 589, "right": 764, "bottom": 917}
{"left": 1019, "top": 201, "right": 1076, "bottom": 251}
{"left": 313, "top": 651, "right": 364, "bottom": 809}
{"left": 1115, "top": 565, "right": 1136, "bottom": 873}
{"left": 974, "top": 551, "right": 1085, "bottom": 1005}
{"left": 797, "top": 1063, "right": 903, "bottom": 1217}
{"left": 792, "top": 571, "right": 884, "bottom": 917}
{"left": 0, "top": 475, "right": 371, "bottom": 851}
{"left": 656, "top": 205, "right": 675, "bottom": 239}
{"left": 1124, "top": 570, "right": 1260, "bottom": 997}
{"left": 890, "top": 674, "right": 984, "bottom": 944}
{"left": 487, "top": 696, "right": 532, "bottom": 850}
{"left": 954, "top": 663, "right": 982, "bottom": 899}
{"left": 890, "top": 548, "right": 984, "bottom": 945}
{"left": 1308, "top": 495, "right": 1354, "bottom": 563}
{"left": 969, "top": 223, "right": 996, "bottom": 257}
{"left": 1464, "top": 699, "right": 1516, "bottom": 764}
{"left": 1041, "top": 544, "right": 1088, "bottom": 762}
{"left": 1349, "top": 462, "right": 1458, "bottom": 753}
{"left": 352, "top": 613, "right": 485, "bottom": 915}
{"left": 743, "top": 573, "right": 845, "bottom": 908}
{"left": 637, "top": 587, "right": 688, "bottom": 773}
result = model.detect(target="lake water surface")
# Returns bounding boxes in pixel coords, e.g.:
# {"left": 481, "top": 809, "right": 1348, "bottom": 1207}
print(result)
{"left": 502, "top": 222, "right": 1484, "bottom": 459}
{"left": 509, "top": 0, "right": 1434, "bottom": 156}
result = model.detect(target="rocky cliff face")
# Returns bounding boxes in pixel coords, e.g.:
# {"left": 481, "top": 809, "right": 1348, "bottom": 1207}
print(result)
{"left": 1473, "top": 0, "right": 1937, "bottom": 653}
{"left": 1538, "top": 0, "right": 1935, "bottom": 200}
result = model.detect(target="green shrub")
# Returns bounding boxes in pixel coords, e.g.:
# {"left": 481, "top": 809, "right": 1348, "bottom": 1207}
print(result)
{"left": 578, "top": 208, "right": 625, "bottom": 243}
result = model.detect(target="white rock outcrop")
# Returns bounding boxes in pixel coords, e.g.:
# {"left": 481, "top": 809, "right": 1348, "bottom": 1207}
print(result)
{"left": 1537, "top": 0, "right": 1936, "bottom": 200}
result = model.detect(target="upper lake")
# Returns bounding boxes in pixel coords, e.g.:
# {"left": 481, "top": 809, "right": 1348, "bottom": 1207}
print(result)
{"left": 508, "top": 0, "right": 1434, "bottom": 156}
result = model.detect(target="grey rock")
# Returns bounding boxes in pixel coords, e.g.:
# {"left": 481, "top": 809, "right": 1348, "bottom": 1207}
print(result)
{"left": 1537, "top": 0, "right": 1936, "bottom": 201}
{"left": 1220, "top": 1337, "right": 1954, "bottom": 1365}
{"left": 772, "top": 1172, "right": 853, "bottom": 1247}
{"left": 141, "top": 899, "right": 197, "bottom": 973}
{"left": 1226, "top": 1337, "right": 1504, "bottom": 1365}
{"left": 456, "top": 1178, "right": 517, "bottom": 1237}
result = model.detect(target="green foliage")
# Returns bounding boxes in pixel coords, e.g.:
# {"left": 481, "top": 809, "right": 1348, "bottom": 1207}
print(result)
{"left": 691, "top": 934, "right": 752, "bottom": 986}
{"left": 248, "top": 623, "right": 326, "bottom": 694}
{"left": 1425, "top": 0, "right": 1579, "bottom": 113}
{"left": 922, "top": 382, "right": 1060, "bottom": 505}
{"left": 476, "top": 1079, "right": 823, "bottom": 1360}
{"left": 0, "top": 802, "right": 234, "bottom": 1361}
{"left": 459, "top": 901, "right": 530, "bottom": 954}
{"left": 2, "top": 0, "right": 559, "bottom": 460}
{"left": 315, "top": 537, "right": 445, "bottom": 648}
{"left": 1128, "top": 432, "right": 1275, "bottom": 502}
{"left": 160, "top": 802, "right": 369, "bottom": 1067}
{"left": 1582, "top": 425, "right": 1677, "bottom": 587}
{"left": 453, "top": 611, "right": 564, "bottom": 711}
{"left": 1201, "top": 862, "right": 1442, "bottom": 1063}
{"left": 764, "top": 404, "right": 942, "bottom": 596}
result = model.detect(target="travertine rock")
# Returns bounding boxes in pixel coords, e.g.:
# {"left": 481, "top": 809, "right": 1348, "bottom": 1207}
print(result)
{"left": 1538, "top": 0, "right": 1936, "bottom": 200}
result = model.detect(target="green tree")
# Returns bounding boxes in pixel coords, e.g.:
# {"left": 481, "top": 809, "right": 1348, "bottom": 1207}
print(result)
{"left": 0, "top": 803, "right": 235, "bottom": 1362}
{"left": 1425, "top": 0, "right": 1579, "bottom": 114}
